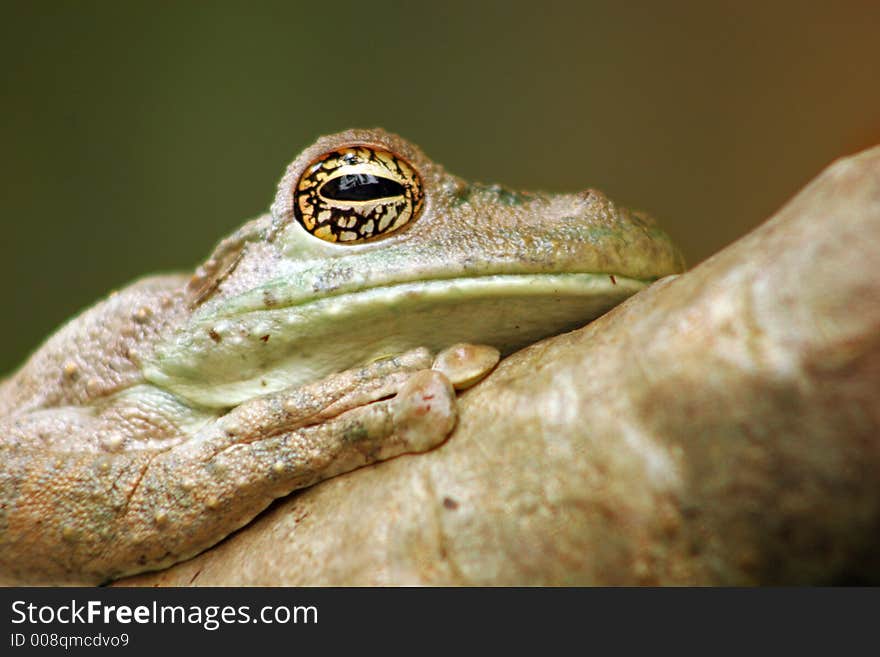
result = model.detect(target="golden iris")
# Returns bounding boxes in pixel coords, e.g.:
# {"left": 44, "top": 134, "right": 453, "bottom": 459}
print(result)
{"left": 294, "top": 146, "right": 424, "bottom": 243}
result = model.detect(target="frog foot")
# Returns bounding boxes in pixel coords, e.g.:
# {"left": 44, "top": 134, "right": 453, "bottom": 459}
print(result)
{"left": 272, "top": 342, "right": 500, "bottom": 471}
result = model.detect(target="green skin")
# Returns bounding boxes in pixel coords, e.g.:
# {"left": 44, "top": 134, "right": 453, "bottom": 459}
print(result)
{"left": 0, "top": 129, "right": 684, "bottom": 584}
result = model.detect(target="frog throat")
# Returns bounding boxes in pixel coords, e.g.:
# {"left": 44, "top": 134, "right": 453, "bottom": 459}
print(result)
{"left": 143, "top": 272, "right": 646, "bottom": 408}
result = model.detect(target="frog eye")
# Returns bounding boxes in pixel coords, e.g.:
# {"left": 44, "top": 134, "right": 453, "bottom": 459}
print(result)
{"left": 293, "top": 146, "right": 424, "bottom": 243}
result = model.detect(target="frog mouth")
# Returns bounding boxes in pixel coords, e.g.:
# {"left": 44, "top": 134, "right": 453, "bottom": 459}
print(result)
{"left": 301, "top": 271, "right": 646, "bottom": 320}
{"left": 211, "top": 269, "right": 652, "bottom": 319}
{"left": 207, "top": 271, "right": 651, "bottom": 341}
{"left": 148, "top": 272, "right": 650, "bottom": 408}
{"left": 303, "top": 269, "right": 649, "bottom": 344}
{"left": 291, "top": 271, "right": 649, "bottom": 351}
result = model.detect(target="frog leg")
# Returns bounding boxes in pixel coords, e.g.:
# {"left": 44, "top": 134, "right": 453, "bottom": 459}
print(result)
{"left": 113, "top": 344, "right": 499, "bottom": 576}
{"left": 0, "top": 345, "right": 498, "bottom": 583}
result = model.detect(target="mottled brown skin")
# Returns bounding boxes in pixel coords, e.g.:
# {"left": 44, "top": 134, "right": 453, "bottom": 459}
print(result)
{"left": 0, "top": 129, "right": 684, "bottom": 585}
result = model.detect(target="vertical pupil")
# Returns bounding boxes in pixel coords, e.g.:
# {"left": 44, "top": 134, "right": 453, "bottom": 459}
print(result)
{"left": 321, "top": 174, "right": 405, "bottom": 201}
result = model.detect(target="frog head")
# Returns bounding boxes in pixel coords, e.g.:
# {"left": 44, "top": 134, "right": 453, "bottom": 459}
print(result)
{"left": 145, "top": 129, "right": 685, "bottom": 407}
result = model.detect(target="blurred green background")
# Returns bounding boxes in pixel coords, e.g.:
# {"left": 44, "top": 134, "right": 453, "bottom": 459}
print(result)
{"left": 2, "top": 1, "right": 879, "bottom": 374}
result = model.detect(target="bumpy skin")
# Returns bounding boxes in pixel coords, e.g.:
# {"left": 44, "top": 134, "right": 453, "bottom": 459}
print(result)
{"left": 0, "top": 129, "right": 684, "bottom": 584}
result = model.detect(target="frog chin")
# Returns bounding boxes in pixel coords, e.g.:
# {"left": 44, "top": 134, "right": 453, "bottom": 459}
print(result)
{"left": 144, "top": 273, "right": 648, "bottom": 408}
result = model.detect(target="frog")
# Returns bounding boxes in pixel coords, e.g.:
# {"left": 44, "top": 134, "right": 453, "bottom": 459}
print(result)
{"left": 0, "top": 128, "right": 685, "bottom": 585}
